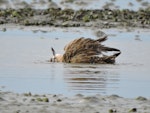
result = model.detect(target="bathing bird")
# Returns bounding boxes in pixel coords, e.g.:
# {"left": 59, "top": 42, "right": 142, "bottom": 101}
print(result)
{"left": 50, "top": 36, "right": 121, "bottom": 64}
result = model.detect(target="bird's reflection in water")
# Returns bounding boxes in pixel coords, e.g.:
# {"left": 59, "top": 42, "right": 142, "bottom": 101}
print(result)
{"left": 64, "top": 64, "right": 120, "bottom": 94}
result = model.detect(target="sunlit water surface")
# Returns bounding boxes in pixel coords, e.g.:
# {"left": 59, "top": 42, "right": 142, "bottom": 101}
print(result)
{"left": 0, "top": 27, "right": 150, "bottom": 98}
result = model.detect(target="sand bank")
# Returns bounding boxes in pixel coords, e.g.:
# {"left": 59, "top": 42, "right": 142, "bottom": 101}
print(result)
{"left": 0, "top": 91, "right": 150, "bottom": 113}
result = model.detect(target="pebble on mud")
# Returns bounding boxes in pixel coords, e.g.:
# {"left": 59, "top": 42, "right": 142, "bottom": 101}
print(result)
{"left": 136, "top": 96, "right": 147, "bottom": 101}
{"left": 129, "top": 108, "right": 137, "bottom": 112}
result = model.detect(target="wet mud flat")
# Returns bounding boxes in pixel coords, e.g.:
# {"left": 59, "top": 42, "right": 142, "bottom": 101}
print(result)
{"left": 0, "top": 91, "right": 150, "bottom": 113}
{"left": 0, "top": 7, "right": 150, "bottom": 28}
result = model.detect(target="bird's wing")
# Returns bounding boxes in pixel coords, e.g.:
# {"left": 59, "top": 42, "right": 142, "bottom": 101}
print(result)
{"left": 63, "top": 37, "right": 106, "bottom": 63}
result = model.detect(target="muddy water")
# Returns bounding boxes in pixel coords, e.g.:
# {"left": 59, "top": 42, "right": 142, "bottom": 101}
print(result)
{"left": 0, "top": 27, "right": 150, "bottom": 98}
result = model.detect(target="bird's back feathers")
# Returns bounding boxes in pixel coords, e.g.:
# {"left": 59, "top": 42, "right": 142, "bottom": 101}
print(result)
{"left": 62, "top": 37, "right": 121, "bottom": 64}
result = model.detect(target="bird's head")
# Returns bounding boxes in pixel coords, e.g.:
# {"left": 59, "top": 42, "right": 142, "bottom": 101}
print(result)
{"left": 50, "top": 47, "right": 63, "bottom": 62}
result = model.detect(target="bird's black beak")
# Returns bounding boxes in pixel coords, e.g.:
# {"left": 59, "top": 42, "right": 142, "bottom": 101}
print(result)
{"left": 50, "top": 47, "right": 56, "bottom": 62}
{"left": 51, "top": 47, "right": 56, "bottom": 57}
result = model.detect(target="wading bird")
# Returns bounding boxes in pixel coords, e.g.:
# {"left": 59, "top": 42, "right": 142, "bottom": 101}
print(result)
{"left": 50, "top": 35, "right": 121, "bottom": 64}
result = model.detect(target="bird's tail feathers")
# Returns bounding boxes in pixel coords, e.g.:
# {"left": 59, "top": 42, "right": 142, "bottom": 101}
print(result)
{"left": 96, "top": 35, "right": 108, "bottom": 42}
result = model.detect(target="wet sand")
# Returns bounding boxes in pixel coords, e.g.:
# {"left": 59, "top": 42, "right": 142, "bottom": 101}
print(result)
{"left": 0, "top": 91, "right": 150, "bottom": 113}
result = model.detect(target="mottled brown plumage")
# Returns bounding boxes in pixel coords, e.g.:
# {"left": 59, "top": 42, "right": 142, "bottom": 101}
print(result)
{"left": 50, "top": 36, "right": 121, "bottom": 64}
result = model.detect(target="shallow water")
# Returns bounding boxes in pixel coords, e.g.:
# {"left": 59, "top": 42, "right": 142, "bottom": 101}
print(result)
{"left": 0, "top": 26, "right": 150, "bottom": 98}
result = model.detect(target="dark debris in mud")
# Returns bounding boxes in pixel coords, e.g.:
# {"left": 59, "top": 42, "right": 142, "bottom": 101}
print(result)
{"left": 0, "top": 7, "right": 150, "bottom": 28}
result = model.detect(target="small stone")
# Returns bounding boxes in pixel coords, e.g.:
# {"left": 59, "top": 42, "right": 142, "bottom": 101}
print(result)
{"left": 2, "top": 28, "right": 6, "bottom": 32}
{"left": 36, "top": 98, "right": 43, "bottom": 102}
{"left": 136, "top": 96, "right": 147, "bottom": 101}
{"left": 30, "top": 98, "right": 35, "bottom": 102}
{"left": 43, "top": 98, "right": 49, "bottom": 102}
{"left": 75, "top": 94, "right": 84, "bottom": 97}
{"left": 109, "top": 109, "right": 113, "bottom": 113}
{"left": 129, "top": 108, "right": 137, "bottom": 112}
{"left": 16, "top": 110, "right": 21, "bottom": 113}
{"left": 24, "top": 92, "right": 32, "bottom": 96}
{"left": 82, "top": 15, "right": 90, "bottom": 22}
{"left": 0, "top": 97, "right": 5, "bottom": 101}
{"left": 53, "top": 95, "right": 57, "bottom": 97}
{"left": 95, "top": 112, "right": 99, "bottom": 113}
{"left": 57, "top": 99, "right": 62, "bottom": 102}
{"left": 28, "top": 92, "right": 32, "bottom": 96}
{"left": 109, "top": 109, "right": 117, "bottom": 113}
